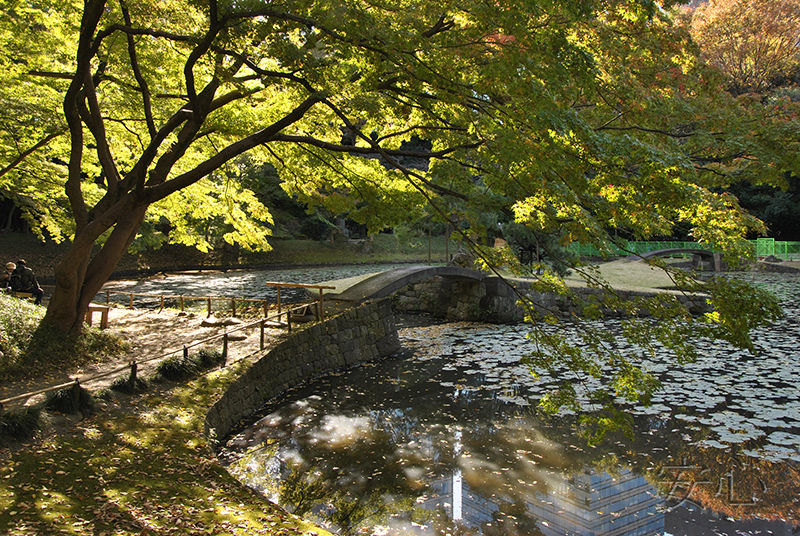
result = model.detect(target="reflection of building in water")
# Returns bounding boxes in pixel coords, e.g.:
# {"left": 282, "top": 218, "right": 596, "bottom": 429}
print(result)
{"left": 534, "top": 468, "right": 663, "bottom": 536}
{"left": 420, "top": 430, "right": 500, "bottom": 527}
{"left": 422, "top": 467, "right": 663, "bottom": 535}
{"left": 422, "top": 475, "right": 499, "bottom": 528}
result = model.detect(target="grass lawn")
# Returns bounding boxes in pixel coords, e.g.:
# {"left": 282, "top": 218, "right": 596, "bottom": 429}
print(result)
{"left": 0, "top": 358, "right": 332, "bottom": 535}
{"left": 0, "top": 294, "right": 330, "bottom": 535}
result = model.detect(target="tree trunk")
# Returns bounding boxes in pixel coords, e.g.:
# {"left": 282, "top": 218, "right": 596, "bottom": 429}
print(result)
{"left": 2, "top": 203, "right": 14, "bottom": 232}
{"left": 43, "top": 205, "right": 147, "bottom": 334}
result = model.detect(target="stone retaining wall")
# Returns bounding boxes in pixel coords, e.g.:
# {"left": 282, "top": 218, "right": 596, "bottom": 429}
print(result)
{"left": 204, "top": 298, "right": 399, "bottom": 447}
{"left": 392, "top": 276, "right": 707, "bottom": 323}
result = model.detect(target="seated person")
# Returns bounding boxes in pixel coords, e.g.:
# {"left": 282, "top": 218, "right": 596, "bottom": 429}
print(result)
{"left": 11, "top": 259, "right": 44, "bottom": 305}
{"left": 1, "top": 262, "right": 14, "bottom": 292}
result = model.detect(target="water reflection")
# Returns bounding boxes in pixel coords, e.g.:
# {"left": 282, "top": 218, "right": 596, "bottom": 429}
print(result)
{"left": 220, "top": 346, "right": 797, "bottom": 534}
{"left": 217, "top": 272, "right": 799, "bottom": 535}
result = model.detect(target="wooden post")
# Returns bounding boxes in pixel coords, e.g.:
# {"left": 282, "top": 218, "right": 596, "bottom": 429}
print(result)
{"left": 222, "top": 332, "right": 228, "bottom": 365}
{"left": 263, "top": 300, "right": 268, "bottom": 317}
{"left": 72, "top": 380, "right": 81, "bottom": 409}
{"left": 180, "top": 296, "right": 184, "bottom": 312}
{"left": 207, "top": 297, "right": 212, "bottom": 317}
{"left": 106, "top": 290, "right": 110, "bottom": 304}
{"left": 446, "top": 222, "right": 450, "bottom": 262}
{"left": 129, "top": 293, "right": 134, "bottom": 308}
{"left": 318, "top": 288, "right": 324, "bottom": 320}
{"left": 159, "top": 296, "right": 165, "bottom": 312}
{"left": 183, "top": 345, "right": 189, "bottom": 360}
{"left": 260, "top": 319, "right": 265, "bottom": 350}
{"left": 128, "top": 361, "right": 138, "bottom": 392}
{"left": 428, "top": 218, "right": 432, "bottom": 266}
{"left": 231, "top": 299, "right": 236, "bottom": 317}
{"left": 286, "top": 312, "right": 291, "bottom": 333}
{"left": 276, "top": 286, "right": 281, "bottom": 315}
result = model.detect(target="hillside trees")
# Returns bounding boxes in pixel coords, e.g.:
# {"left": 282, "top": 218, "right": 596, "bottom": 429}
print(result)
{"left": 688, "top": 0, "right": 800, "bottom": 96}
{"left": 685, "top": 0, "right": 800, "bottom": 238}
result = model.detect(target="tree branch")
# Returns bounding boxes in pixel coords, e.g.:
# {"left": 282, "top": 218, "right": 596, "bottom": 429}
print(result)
{"left": 28, "top": 70, "right": 74, "bottom": 80}
{"left": 120, "top": 0, "right": 156, "bottom": 137}
{"left": 322, "top": 100, "right": 475, "bottom": 200}
{"left": 64, "top": 0, "right": 107, "bottom": 232}
{"left": 208, "top": 44, "right": 316, "bottom": 93}
{"left": 596, "top": 124, "right": 695, "bottom": 138}
{"left": 270, "top": 133, "right": 480, "bottom": 159}
{"left": 142, "top": 93, "right": 324, "bottom": 203}
{"left": 78, "top": 69, "right": 122, "bottom": 199}
{"left": 185, "top": 4, "right": 224, "bottom": 117}
{"left": 0, "top": 129, "right": 67, "bottom": 180}
{"left": 422, "top": 14, "right": 456, "bottom": 38}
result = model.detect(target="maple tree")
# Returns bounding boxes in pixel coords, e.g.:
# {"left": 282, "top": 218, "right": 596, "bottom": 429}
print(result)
{"left": 0, "top": 0, "right": 796, "bottom": 424}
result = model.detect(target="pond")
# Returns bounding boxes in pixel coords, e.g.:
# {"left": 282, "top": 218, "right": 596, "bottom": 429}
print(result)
{"left": 100, "top": 263, "right": 417, "bottom": 310}
{"left": 220, "top": 271, "right": 799, "bottom": 535}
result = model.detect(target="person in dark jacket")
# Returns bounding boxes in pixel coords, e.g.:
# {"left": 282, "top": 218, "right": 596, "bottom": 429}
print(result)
{"left": 11, "top": 259, "right": 44, "bottom": 305}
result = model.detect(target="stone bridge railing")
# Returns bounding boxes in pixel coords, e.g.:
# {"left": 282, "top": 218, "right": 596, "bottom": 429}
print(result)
{"left": 392, "top": 275, "right": 708, "bottom": 323}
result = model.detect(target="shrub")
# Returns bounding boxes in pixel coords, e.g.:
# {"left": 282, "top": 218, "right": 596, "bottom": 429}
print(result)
{"left": 109, "top": 374, "right": 149, "bottom": 394}
{"left": 194, "top": 349, "right": 225, "bottom": 368}
{"left": 0, "top": 294, "right": 45, "bottom": 379}
{"left": 151, "top": 348, "right": 225, "bottom": 382}
{"left": 0, "top": 407, "right": 41, "bottom": 444}
{"left": 45, "top": 385, "right": 95, "bottom": 415}
{"left": 0, "top": 296, "right": 128, "bottom": 382}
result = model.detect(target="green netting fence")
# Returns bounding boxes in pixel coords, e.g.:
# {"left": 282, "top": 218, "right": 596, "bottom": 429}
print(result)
{"left": 568, "top": 239, "right": 800, "bottom": 260}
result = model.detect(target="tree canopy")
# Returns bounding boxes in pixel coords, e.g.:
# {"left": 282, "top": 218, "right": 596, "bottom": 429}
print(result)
{"left": 687, "top": 0, "right": 800, "bottom": 96}
{"left": 0, "top": 0, "right": 797, "bottom": 417}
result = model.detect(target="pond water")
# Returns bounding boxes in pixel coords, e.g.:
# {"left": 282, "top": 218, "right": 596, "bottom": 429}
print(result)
{"left": 100, "top": 263, "right": 415, "bottom": 309}
{"left": 218, "top": 271, "right": 800, "bottom": 536}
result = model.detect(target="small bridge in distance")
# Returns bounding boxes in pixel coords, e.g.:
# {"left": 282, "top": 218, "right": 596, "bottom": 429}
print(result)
{"left": 625, "top": 248, "right": 722, "bottom": 270}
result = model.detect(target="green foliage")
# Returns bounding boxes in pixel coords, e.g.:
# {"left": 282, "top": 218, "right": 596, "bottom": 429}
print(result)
{"left": 500, "top": 223, "right": 577, "bottom": 276}
{"left": 45, "top": 385, "right": 95, "bottom": 415}
{"left": 152, "top": 348, "right": 225, "bottom": 382}
{"left": 0, "top": 293, "right": 127, "bottom": 381}
{"left": 728, "top": 174, "right": 800, "bottom": 241}
{"left": 578, "top": 404, "right": 634, "bottom": 446}
{"left": 521, "top": 260, "right": 784, "bottom": 438}
{"left": 0, "top": 0, "right": 797, "bottom": 437}
{"left": 0, "top": 407, "right": 41, "bottom": 444}
{"left": 0, "top": 293, "right": 44, "bottom": 378}
{"left": 109, "top": 374, "right": 149, "bottom": 395}
{"left": 700, "top": 276, "right": 784, "bottom": 352}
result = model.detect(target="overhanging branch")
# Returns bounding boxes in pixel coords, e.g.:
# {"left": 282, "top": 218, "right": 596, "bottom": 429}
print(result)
{"left": 270, "top": 133, "right": 481, "bottom": 159}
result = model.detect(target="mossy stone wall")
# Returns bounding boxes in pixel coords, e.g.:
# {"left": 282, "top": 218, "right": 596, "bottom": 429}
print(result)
{"left": 205, "top": 298, "right": 399, "bottom": 447}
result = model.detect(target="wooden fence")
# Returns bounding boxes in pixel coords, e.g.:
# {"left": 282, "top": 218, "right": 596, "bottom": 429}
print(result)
{"left": 99, "top": 281, "right": 335, "bottom": 319}
{"left": 0, "top": 282, "right": 336, "bottom": 413}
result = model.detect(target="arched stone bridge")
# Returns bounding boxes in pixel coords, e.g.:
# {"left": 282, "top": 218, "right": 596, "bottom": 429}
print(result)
{"left": 324, "top": 265, "right": 485, "bottom": 304}
{"left": 624, "top": 248, "right": 716, "bottom": 261}
{"left": 624, "top": 248, "right": 722, "bottom": 271}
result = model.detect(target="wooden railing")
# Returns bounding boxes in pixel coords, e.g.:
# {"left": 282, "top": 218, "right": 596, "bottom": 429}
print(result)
{"left": 0, "top": 301, "right": 313, "bottom": 413}
{"left": 0, "top": 281, "right": 337, "bottom": 413}
{"left": 99, "top": 282, "right": 336, "bottom": 319}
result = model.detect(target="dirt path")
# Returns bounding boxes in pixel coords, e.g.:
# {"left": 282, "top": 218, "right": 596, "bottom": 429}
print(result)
{"left": 1, "top": 307, "right": 285, "bottom": 409}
